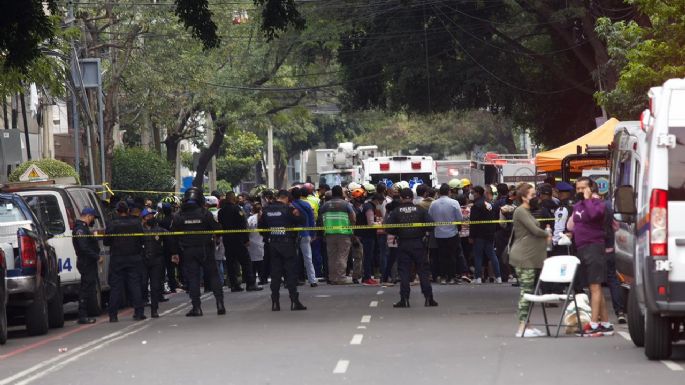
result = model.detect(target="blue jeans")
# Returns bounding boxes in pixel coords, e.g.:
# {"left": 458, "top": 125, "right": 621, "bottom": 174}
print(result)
{"left": 311, "top": 237, "right": 323, "bottom": 277}
{"left": 472, "top": 238, "right": 501, "bottom": 279}
{"left": 361, "top": 236, "right": 376, "bottom": 280}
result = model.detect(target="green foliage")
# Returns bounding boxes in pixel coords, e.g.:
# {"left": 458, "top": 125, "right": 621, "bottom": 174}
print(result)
{"left": 217, "top": 130, "right": 263, "bottom": 186}
{"left": 111, "top": 147, "right": 174, "bottom": 198}
{"left": 0, "top": 0, "right": 58, "bottom": 70}
{"left": 596, "top": 0, "right": 685, "bottom": 119}
{"left": 180, "top": 152, "right": 195, "bottom": 170}
{"left": 174, "top": 0, "right": 220, "bottom": 50}
{"left": 9, "top": 159, "right": 79, "bottom": 183}
{"left": 216, "top": 180, "right": 233, "bottom": 194}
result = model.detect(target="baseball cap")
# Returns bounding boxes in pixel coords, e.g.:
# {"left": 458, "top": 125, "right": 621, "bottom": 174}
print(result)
{"left": 399, "top": 188, "right": 414, "bottom": 199}
{"left": 538, "top": 183, "right": 553, "bottom": 196}
{"left": 141, "top": 208, "right": 157, "bottom": 218}
{"left": 81, "top": 207, "right": 100, "bottom": 218}
{"left": 556, "top": 182, "right": 574, "bottom": 192}
{"left": 115, "top": 201, "right": 129, "bottom": 213}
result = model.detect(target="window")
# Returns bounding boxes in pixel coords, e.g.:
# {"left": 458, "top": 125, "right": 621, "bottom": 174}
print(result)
{"left": 69, "top": 189, "right": 104, "bottom": 228}
{"left": 0, "top": 198, "right": 27, "bottom": 223}
{"left": 668, "top": 127, "right": 685, "bottom": 201}
{"left": 24, "top": 195, "right": 65, "bottom": 234}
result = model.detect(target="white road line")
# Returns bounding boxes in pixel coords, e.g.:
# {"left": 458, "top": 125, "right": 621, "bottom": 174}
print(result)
{"left": 661, "top": 360, "right": 684, "bottom": 371}
{"left": 333, "top": 360, "right": 350, "bottom": 374}
{"left": 14, "top": 325, "right": 151, "bottom": 385}
{"left": 376, "top": 290, "right": 384, "bottom": 295}
{"left": 361, "top": 315, "right": 371, "bottom": 323}
{"left": 357, "top": 326, "right": 367, "bottom": 329}
{"left": 0, "top": 300, "right": 189, "bottom": 385}
{"left": 350, "top": 334, "right": 364, "bottom": 345}
{"left": 617, "top": 331, "right": 631, "bottom": 341}
{"left": 369, "top": 301, "right": 378, "bottom": 307}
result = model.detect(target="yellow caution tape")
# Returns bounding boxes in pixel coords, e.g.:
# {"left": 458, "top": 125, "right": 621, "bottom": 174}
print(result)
{"left": 58, "top": 218, "right": 554, "bottom": 238}
{"left": 95, "top": 183, "right": 181, "bottom": 196}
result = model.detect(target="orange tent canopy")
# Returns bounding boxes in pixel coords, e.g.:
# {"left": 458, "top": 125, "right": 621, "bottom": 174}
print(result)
{"left": 535, "top": 118, "right": 619, "bottom": 173}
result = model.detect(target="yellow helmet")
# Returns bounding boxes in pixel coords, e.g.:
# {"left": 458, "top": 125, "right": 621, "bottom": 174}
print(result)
{"left": 448, "top": 178, "right": 463, "bottom": 189}
{"left": 461, "top": 178, "right": 472, "bottom": 187}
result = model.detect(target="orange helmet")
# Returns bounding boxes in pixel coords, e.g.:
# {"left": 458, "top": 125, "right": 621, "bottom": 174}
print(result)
{"left": 351, "top": 188, "right": 366, "bottom": 199}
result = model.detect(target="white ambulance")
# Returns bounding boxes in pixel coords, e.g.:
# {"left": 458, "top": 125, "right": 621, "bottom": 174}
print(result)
{"left": 362, "top": 156, "right": 437, "bottom": 188}
{"left": 614, "top": 78, "right": 685, "bottom": 360}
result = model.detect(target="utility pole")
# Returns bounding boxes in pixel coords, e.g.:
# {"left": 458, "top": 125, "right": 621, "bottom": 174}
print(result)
{"left": 68, "top": 0, "right": 80, "bottom": 177}
{"left": 19, "top": 92, "right": 31, "bottom": 160}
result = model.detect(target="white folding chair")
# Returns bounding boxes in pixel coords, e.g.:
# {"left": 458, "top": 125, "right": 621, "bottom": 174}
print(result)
{"left": 521, "top": 255, "right": 583, "bottom": 337}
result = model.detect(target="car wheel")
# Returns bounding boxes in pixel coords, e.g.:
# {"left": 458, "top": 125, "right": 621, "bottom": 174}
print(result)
{"left": 87, "top": 280, "right": 103, "bottom": 317}
{"left": 627, "top": 284, "right": 645, "bottom": 347}
{"left": 644, "top": 311, "right": 672, "bottom": 360}
{"left": 0, "top": 300, "right": 7, "bottom": 345}
{"left": 26, "top": 286, "right": 49, "bottom": 336}
{"left": 48, "top": 279, "right": 64, "bottom": 329}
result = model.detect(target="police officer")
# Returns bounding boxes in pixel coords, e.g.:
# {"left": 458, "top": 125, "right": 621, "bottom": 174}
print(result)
{"left": 141, "top": 208, "right": 166, "bottom": 318}
{"left": 218, "top": 192, "right": 262, "bottom": 292}
{"left": 170, "top": 187, "right": 225, "bottom": 317}
{"left": 386, "top": 188, "right": 437, "bottom": 308}
{"left": 104, "top": 201, "right": 146, "bottom": 322}
{"left": 259, "top": 190, "right": 307, "bottom": 311}
{"left": 73, "top": 207, "right": 101, "bottom": 324}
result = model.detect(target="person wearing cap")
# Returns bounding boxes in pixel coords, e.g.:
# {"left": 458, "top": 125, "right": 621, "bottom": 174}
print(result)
{"left": 386, "top": 188, "right": 437, "bottom": 308}
{"left": 319, "top": 185, "right": 356, "bottom": 285}
{"left": 104, "top": 201, "right": 146, "bottom": 322}
{"left": 73, "top": 207, "right": 102, "bottom": 324}
{"left": 140, "top": 208, "right": 167, "bottom": 318}
{"left": 552, "top": 181, "right": 575, "bottom": 255}
{"left": 259, "top": 190, "right": 307, "bottom": 311}
{"left": 533, "top": 183, "right": 558, "bottom": 227}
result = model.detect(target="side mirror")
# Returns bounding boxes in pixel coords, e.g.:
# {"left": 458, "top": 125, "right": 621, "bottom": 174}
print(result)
{"left": 614, "top": 186, "right": 637, "bottom": 215}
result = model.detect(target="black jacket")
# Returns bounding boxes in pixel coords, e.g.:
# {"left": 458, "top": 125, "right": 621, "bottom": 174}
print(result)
{"left": 218, "top": 202, "right": 249, "bottom": 244}
{"left": 104, "top": 215, "right": 144, "bottom": 267}
{"left": 259, "top": 201, "right": 305, "bottom": 242}
{"left": 385, "top": 201, "right": 432, "bottom": 240}
{"left": 469, "top": 197, "right": 497, "bottom": 240}
{"left": 73, "top": 220, "right": 100, "bottom": 269}
{"left": 142, "top": 225, "right": 167, "bottom": 265}
{"left": 170, "top": 203, "right": 220, "bottom": 259}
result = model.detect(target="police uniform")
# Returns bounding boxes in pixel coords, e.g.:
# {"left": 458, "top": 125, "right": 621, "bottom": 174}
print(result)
{"left": 142, "top": 223, "right": 167, "bottom": 317}
{"left": 171, "top": 197, "right": 225, "bottom": 316}
{"left": 217, "top": 202, "right": 258, "bottom": 291}
{"left": 73, "top": 219, "right": 100, "bottom": 321}
{"left": 104, "top": 214, "right": 146, "bottom": 321}
{"left": 386, "top": 195, "right": 437, "bottom": 307}
{"left": 259, "top": 200, "right": 306, "bottom": 311}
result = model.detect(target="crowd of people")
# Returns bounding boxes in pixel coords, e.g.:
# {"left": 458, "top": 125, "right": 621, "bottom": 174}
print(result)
{"left": 72, "top": 177, "right": 625, "bottom": 337}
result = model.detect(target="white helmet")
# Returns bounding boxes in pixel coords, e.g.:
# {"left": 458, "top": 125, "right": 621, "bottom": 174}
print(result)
{"left": 347, "top": 182, "right": 362, "bottom": 191}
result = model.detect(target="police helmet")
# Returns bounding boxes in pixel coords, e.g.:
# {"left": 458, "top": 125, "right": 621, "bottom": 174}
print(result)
{"left": 183, "top": 186, "right": 205, "bottom": 206}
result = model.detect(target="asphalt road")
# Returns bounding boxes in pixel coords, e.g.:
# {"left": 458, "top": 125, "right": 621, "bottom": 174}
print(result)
{"left": 0, "top": 283, "right": 683, "bottom": 385}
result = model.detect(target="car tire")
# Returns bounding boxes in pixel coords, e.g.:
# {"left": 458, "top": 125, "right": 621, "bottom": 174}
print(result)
{"left": 627, "top": 284, "right": 645, "bottom": 347}
{"left": 87, "top": 280, "right": 103, "bottom": 317}
{"left": 26, "top": 286, "right": 49, "bottom": 336}
{"left": 0, "top": 299, "right": 7, "bottom": 345}
{"left": 644, "top": 311, "right": 672, "bottom": 360}
{"left": 48, "top": 280, "right": 64, "bottom": 329}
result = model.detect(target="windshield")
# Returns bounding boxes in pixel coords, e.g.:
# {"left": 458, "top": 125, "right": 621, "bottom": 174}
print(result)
{"left": 0, "top": 198, "right": 27, "bottom": 223}
{"left": 319, "top": 172, "right": 354, "bottom": 187}
{"left": 669, "top": 127, "right": 685, "bottom": 201}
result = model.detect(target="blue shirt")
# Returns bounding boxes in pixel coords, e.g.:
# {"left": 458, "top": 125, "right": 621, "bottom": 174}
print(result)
{"left": 428, "top": 195, "right": 463, "bottom": 239}
{"left": 292, "top": 199, "right": 315, "bottom": 237}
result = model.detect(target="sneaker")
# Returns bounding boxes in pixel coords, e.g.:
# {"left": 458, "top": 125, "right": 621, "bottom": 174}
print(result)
{"left": 440, "top": 279, "right": 447, "bottom": 285}
{"left": 515, "top": 328, "right": 545, "bottom": 338}
{"left": 599, "top": 323, "right": 615, "bottom": 336}
{"left": 362, "top": 278, "right": 379, "bottom": 286}
{"left": 473, "top": 278, "right": 482, "bottom": 285}
{"left": 577, "top": 323, "right": 603, "bottom": 337}
{"left": 460, "top": 275, "right": 472, "bottom": 284}
{"left": 617, "top": 312, "right": 627, "bottom": 324}
{"left": 495, "top": 277, "right": 502, "bottom": 284}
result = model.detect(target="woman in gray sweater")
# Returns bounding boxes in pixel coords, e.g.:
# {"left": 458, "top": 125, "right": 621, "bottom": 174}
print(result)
{"left": 509, "top": 183, "right": 552, "bottom": 337}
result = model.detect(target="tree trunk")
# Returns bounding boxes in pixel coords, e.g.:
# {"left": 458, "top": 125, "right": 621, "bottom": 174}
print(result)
{"left": 192, "top": 117, "right": 227, "bottom": 188}
{"left": 152, "top": 121, "right": 161, "bottom": 154}
{"left": 164, "top": 134, "right": 181, "bottom": 169}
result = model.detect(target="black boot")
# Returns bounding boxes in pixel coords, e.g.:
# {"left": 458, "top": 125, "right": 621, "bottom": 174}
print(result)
{"left": 393, "top": 298, "right": 410, "bottom": 308}
{"left": 425, "top": 296, "right": 438, "bottom": 307}
{"left": 290, "top": 293, "right": 307, "bottom": 311}
{"left": 151, "top": 307, "right": 160, "bottom": 318}
{"left": 109, "top": 315, "right": 118, "bottom": 323}
{"left": 217, "top": 299, "right": 226, "bottom": 315}
{"left": 186, "top": 306, "right": 203, "bottom": 317}
{"left": 271, "top": 294, "right": 281, "bottom": 311}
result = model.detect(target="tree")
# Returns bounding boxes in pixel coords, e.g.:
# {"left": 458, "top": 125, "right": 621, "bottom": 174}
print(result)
{"left": 596, "top": 0, "right": 685, "bottom": 119}
{"left": 216, "top": 130, "right": 263, "bottom": 186}
{"left": 9, "top": 159, "right": 80, "bottom": 183}
{"left": 0, "top": 0, "right": 58, "bottom": 70}
{"left": 111, "top": 147, "right": 174, "bottom": 199}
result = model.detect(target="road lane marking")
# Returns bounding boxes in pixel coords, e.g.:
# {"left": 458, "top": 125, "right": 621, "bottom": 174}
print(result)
{"left": 357, "top": 326, "right": 367, "bottom": 329}
{"left": 333, "top": 360, "right": 350, "bottom": 374}
{"left": 369, "top": 301, "right": 378, "bottom": 307}
{"left": 661, "top": 360, "right": 684, "bottom": 371}
{"left": 376, "top": 290, "right": 384, "bottom": 295}
{"left": 0, "top": 300, "right": 189, "bottom": 385}
{"left": 617, "top": 331, "right": 631, "bottom": 341}
{"left": 350, "top": 334, "right": 364, "bottom": 345}
{"left": 361, "top": 315, "right": 371, "bottom": 323}
{"left": 315, "top": 294, "right": 332, "bottom": 298}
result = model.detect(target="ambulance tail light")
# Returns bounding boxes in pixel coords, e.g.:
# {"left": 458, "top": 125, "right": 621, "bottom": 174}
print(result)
{"left": 380, "top": 163, "right": 390, "bottom": 171}
{"left": 411, "top": 161, "right": 421, "bottom": 170}
{"left": 649, "top": 189, "right": 668, "bottom": 257}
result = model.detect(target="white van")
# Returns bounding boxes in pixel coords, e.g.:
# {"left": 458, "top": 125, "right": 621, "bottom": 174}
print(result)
{"left": 614, "top": 78, "right": 685, "bottom": 360}
{"left": 5, "top": 184, "right": 110, "bottom": 315}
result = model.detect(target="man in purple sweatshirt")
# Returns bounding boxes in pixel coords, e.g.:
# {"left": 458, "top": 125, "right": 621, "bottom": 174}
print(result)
{"left": 568, "top": 177, "right": 613, "bottom": 336}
